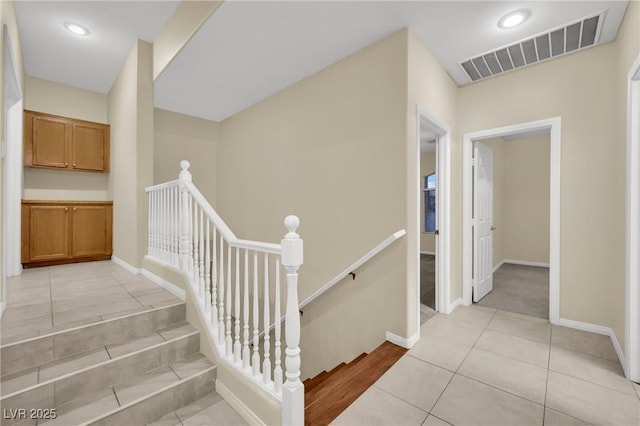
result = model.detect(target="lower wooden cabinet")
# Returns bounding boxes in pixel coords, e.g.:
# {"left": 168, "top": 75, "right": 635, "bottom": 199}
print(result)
{"left": 22, "top": 200, "right": 112, "bottom": 267}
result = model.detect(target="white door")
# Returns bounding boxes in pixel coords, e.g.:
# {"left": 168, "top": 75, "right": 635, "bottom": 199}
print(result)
{"left": 473, "top": 142, "right": 494, "bottom": 302}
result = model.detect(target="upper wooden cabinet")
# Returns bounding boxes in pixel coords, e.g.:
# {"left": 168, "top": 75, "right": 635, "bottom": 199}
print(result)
{"left": 24, "top": 110, "right": 110, "bottom": 172}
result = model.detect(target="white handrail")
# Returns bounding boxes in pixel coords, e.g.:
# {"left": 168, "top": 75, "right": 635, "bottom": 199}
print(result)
{"left": 258, "top": 229, "right": 406, "bottom": 338}
{"left": 299, "top": 229, "right": 406, "bottom": 310}
{"left": 145, "top": 179, "right": 180, "bottom": 192}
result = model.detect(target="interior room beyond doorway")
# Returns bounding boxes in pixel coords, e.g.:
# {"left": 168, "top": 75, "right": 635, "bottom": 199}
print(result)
{"left": 473, "top": 131, "right": 551, "bottom": 319}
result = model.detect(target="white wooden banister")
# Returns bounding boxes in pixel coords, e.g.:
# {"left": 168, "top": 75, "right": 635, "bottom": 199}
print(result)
{"left": 146, "top": 161, "right": 304, "bottom": 425}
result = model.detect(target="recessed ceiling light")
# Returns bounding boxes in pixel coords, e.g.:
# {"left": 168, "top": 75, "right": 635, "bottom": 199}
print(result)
{"left": 64, "top": 22, "right": 90, "bottom": 36}
{"left": 498, "top": 10, "right": 530, "bottom": 29}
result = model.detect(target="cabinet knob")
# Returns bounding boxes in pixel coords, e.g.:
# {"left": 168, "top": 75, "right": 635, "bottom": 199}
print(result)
{"left": 73, "top": 207, "right": 77, "bottom": 212}
{"left": 64, "top": 207, "right": 68, "bottom": 212}
{"left": 64, "top": 162, "right": 68, "bottom": 166}
{"left": 73, "top": 163, "right": 77, "bottom": 168}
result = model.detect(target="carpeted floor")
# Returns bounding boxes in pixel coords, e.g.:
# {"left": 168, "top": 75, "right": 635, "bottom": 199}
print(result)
{"left": 476, "top": 263, "right": 549, "bottom": 319}
{"left": 420, "top": 254, "right": 436, "bottom": 324}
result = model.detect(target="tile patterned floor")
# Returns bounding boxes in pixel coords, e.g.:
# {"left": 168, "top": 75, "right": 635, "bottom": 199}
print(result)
{"left": 1, "top": 260, "right": 181, "bottom": 344}
{"left": 332, "top": 306, "right": 640, "bottom": 426}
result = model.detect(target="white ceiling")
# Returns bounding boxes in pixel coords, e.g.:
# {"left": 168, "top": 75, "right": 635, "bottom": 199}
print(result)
{"left": 15, "top": 1, "right": 179, "bottom": 94}
{"left": 15, "top": 1, "right": 628, "bottom": 120}
{"left": 155, "top": 0, "right": 628, "bottom": 121}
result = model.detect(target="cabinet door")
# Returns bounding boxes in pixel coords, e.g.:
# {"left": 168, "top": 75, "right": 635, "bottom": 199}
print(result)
{"left": 30, "top": 114, "right": 70, "bottom": 169}
{"left": 71, "top": 205, "right": 108, "bottom": 257}
{"left": 27, "top": 206, "right": 70, "bottom": 262}
{"left": 72, "top": 123, "right": 108, "bottom": 172}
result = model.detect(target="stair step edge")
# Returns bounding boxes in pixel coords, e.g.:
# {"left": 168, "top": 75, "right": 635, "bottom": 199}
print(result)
{"left": 79, "top": 366, "right": 217, "bottom": 426}
{"left": 0, "top": 330, "right": 201, "bottom": 402}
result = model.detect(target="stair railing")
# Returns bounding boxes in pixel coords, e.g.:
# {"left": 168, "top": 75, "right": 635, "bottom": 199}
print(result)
{"left": 146, "top": 160, "right": 304, "bottom": 425}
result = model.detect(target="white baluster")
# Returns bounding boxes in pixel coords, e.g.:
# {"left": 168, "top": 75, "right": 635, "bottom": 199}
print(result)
{"left": 234, "top": 247, "right": 241, "bottom": 364}
{"left": 263, "top": 254, "right": 271, "bottom": 384}
{"left": 172, "top": 186, "right": 178, "bottom": 266}
{"left": 199, "top": 208, "right": 205, "bottom": 302}
{"left": 148, "top": 191, "right": 153, "bottom": 257}
{"left": 242, "top": 249, "right": 250, "bottom": 369}
{"left": 192, "top": 200, "right": 199, "bottom": 288}
{"left": 226, "top": 245, "right": 232, "bottom": 357}
{"left": 212, "top": 227, "right": 218, "bottom": 329}
{"left": 218, "top": 235, "right": 225, "bottom": 346}
{"left": 281, "top": 216, "right": 304, "bottom": 426}
{"left": 252, "top": 251, "right": 260, "bottom": 377}
{"left": 164, "top": 189, "right": 168, "bottom": 262}
{"left": 160, "top": 189, "right": 165, "bottom": 260}
{"left": 274, "top": 258, "right": 282, "bottom": 393}
{"left": 205, "top": 220, "right": 211, "bottom": 316}
{"left": 179, "top": 161, "right": 192, "bottom": 272}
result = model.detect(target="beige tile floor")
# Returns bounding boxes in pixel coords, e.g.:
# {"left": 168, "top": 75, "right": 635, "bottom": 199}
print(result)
{"left": 1, "top": 260, "right": 182, "bottom": 345}
{"left": 332, "top": 306, "right": 640, "bottom": 426}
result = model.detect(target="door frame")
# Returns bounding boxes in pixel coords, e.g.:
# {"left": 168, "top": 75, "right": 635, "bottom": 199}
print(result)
{"left": 462, "top": 117, "right": 561, "bottom": 324}
{"left": 2, "top": 25, "right": 23, "bottom": 317}
{"left": 415, "top": 106, "right": 451, "bottom": 331}
{"left": 625, "top": 54, "right": 640, "bottom": 382}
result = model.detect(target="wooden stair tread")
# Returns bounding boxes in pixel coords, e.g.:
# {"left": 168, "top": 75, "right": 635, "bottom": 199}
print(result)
{"left": 304, "top": 362, "right": 349, "bottom": 403}
{"left": 304, "top": 341, "right": 407, "bottom": 426}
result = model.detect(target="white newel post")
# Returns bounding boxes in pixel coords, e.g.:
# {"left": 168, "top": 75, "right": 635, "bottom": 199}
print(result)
{"left": 179, "top": 160, "right": 193, "bottom": 272}
{"left": 280, "top": 215, "right": 304, "bottom": 426}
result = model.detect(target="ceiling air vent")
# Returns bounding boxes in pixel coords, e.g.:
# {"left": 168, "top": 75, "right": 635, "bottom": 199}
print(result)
{"left": 459, "top": 12, "right": 605, "bottom": 83}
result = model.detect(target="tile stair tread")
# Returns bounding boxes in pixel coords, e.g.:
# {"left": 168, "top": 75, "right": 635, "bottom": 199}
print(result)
{"left": 304, "top": 341, "right": 407, "bottom": 425}
{"left": 0, "top": 322, "right": 198, "bottom": 397}
{"left": 38, "top": 355, "right": 216, "bottom": 426}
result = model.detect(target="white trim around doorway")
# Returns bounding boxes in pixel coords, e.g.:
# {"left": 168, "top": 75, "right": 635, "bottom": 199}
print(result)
{"left": 462, "top": 117, "right": 561, "bottom": 324}
{"left": 625, "top": 53, "right": 640, "bottom": 382}
{"left": 415, "top": 106, "right": 452, "bottom": 336}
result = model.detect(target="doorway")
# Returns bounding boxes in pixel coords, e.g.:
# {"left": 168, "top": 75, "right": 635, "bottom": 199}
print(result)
{"left": 415, "top": 107, "right": 451, "bottom": 331}
{"left": 462, "top": 117, "right": 561, "bottom": 324}
{"left": 471, "top": 132, "right": 551, "bottom": 319}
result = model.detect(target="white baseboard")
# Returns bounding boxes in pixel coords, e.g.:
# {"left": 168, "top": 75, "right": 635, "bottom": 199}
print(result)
{"left": 502, "top": 259, "right": 550, "bottom": 268}
{"left": 420, "top": 251, "right": 435, "bottom": 256}
{"left": 493, "top": 260, "right": 505, "bottom": 273}
{"left": 216, "top": 379, "right": 265, "bottom": 426}
{"left": 447, "top": 297, "right": 464, "bottom": 314}
{"left": 111, "top": 255, "right": 142, "bottom": 275}
{"left": 386, "top": 331, "right": 419, "bottom": 349}
{"left": 558, "top": 318, "right": 626, "bottom": 376}
{"left": 141, "top": 268, "right": 186, "bottom": 301}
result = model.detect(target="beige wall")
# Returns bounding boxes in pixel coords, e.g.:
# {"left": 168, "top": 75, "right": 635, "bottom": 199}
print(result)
{"left": 23, "top": 76, "right": 109, "bottom": 201}
{"left": 407, "top": 30, "right": 460, "bottom": 315}
{"left": 154, "top": 108, "right": 219, "bottom": 203}
{"left": 459, "top": 1, "right": 639, "bottom": 350}
{"left": 483, "top": 136, "right": 550, "bottom": 268}
{"left": 0, "top": 0, "right": 24, "bottom": 308}
{"left": 420, "top": 151, "right": 435, "bottom": 253}
{"left": 24, "top": 75, "right": 107, "bottom": 122}
{"left": 502, "top": 136, "right": 550, "bottom": 264}
{"left": 217, "top": 30, "right": 409, "bottom": 379}
{"left": 107, "top": 40, "right": 154, "bottom": 268}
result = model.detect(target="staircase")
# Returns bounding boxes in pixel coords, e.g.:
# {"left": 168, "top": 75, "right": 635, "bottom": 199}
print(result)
{"left": 0, "top": 302, "right": 228, "bottom": 425}
{"left": 303, "top": 341, "right": 407, "bottom": 426}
